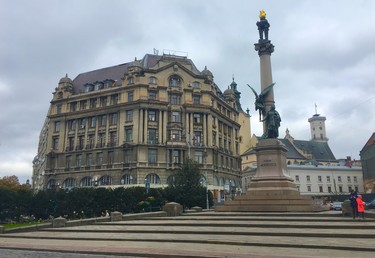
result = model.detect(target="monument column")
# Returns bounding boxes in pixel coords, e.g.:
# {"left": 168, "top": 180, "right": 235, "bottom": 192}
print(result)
{"left": 215, "top": 10, "right": 324, "bottom": 212}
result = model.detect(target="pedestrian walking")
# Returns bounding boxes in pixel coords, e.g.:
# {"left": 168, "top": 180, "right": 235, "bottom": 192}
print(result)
{"left": 356, "top": 194, "right": 365, "bottom": 220}
{"left": 349, "top": 189, "right": 358, "bottom": 219}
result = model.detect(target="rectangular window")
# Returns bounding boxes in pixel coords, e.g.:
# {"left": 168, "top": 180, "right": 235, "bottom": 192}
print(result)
{"left": 347, "top": 176, "right": 351, "bottom": 183}
{"left": 318, "top": 176, "right": 322, "bottom": 182}
{"left": 97, "top": 153, "right": 103, "bottom": 165}
{"left": 354, "top": 176, "right": 357, "bottom": 183}
{"left": 170, "top": 94, "right": 180, "bottom": 105}
{"left": 86, "top": 153, "right": 93, "bottom": 166}
{"left": 108, "top": 151, "right": 114, "bottom": 164}
{"left": 193, "top": 113, "right": 201, "bottom": 124}
{"left": 125, "top": 127, "right": 133, "bottom": 142}
{"left": 148, "top": 110, "right": 156, "bottom": 121}
{"left": 66, "top": 156, "right": 72, "bottom": 169}
{"left": 111, "top": 94, "right": 119, "bottom": 105}
{"left": 307, "top": 185, "right": 311, "bottom": 192}
{"left": 326, "top": 176, "right": 331, "bottom": 183}
{"left": 80, "top": 100, "right": 87, "bottom": 110}
{"left": 295, "top": 175, "right": 299, "bottom": 182}
{"left": 109, "top": 132, "right": 117, "bottom": 146}
{"left": 78, "top": 136, "right": 84, "bottom": 150}
{"left": 148, "top": 128, "right": 157, "bottom": 144}
{"left": 193, "top": 95, "right": 200, "bottom": 104}
{"left": 195, "top": 150, "right": 203, "bottom": 164}
{"left": 126, "top": 110, "right": 133, "bottom": 121}
{"left": 98, "top": 133, "right": 105, "bottom": 147}
{"left": 76, "top": 154, "right": 82, "bottom": 167}
{"left": 90, "top": 98, "right": 97, "bottom": 108}
{"left": 99, "top": 115, "right": 107, "bottom": 127}
{"left": 52, "top": 137, "right": 59, "bottom": 150}
{"left": 148, "top": 149, "right": 157, "bottom": 164}
{"left": 172, "top": 150, "right": 180, "bottom": 164}
{"left": 348, "top": 186, "right": 352, "bottom": 192}
{"left": 171, "top": 111, "right": 180, "bottom": 122}
{"left": 110, "top": 113, "right": 118, "bottom": 125}
{"left": 339, "top": 186, "right": 343, "bottom": 193}
{"left": 88, "top": 134, "right": 94, "bottom": 149}
{"left": 79, "top": 118, "right": 86, "bottom": 129}
{"left": 128, "top": 91, "right": 134, "bottom": 102}
{"left": 70, "top": 102, "right": 77, "bottom": 112}
{"left": 319, "top": 186, "right": 323, "bottom": 192}
{"left": 148, "top": 91, "right": 157, "bottom": 100}
{"left": 328, "top": 186, "right": 332, "bottom": 193}
{"left": 89, "top": 117, "right": 96, "bottom": 128}
{"left": 100, "top": 96, "right": 107, "bottom": 107}
{"left": 306, "top": 175, "right": 310, "bottom": 182}
{"left": 54, "top": 121, "right": 61, "bottom": 132}
{"left": 171, "top": 130, "right": 180, "bottom": 141}
{"left": 68, "top": 137, "right": 74, "bottom": 151}
{"left": 56, "top": 104, "right": 62, "bottom": 114}
{"left": 193, "top": 131, "right": 201, "bottom": 146}
{"left": 338, "top": 176, "right": 342, "bottom": 183}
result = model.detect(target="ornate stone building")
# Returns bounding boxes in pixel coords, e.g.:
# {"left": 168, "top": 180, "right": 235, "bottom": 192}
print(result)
{"left": 241, "top": 113, "right": 364, "bottom": 195}
{"left": 32, "top": 53, "right": 251, "bottom": 201}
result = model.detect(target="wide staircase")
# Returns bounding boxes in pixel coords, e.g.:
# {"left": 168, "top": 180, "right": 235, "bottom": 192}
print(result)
{"left": 1, "top": 211, "right": 375, "bottom": 257}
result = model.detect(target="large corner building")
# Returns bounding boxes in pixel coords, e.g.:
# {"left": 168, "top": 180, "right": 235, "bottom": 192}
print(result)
{"left": 32, "top": 53, "right": 251, "bottom": 201}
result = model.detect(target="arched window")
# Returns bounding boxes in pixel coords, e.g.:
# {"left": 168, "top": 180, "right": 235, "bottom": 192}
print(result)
{"left": 169, "top": 75, "right": 182, "bottom": 87}
{"left": 62, "top": 177, "right": 75, "bottom": 189}
{"left": 98, "top": 175, "right": 112, "bottom": 186}
{"left": 80, "top": 177, "right": 93, "bottom": 187}
{"left": 145, "top": 173, "right": 160, "bottom": 184}
{"left": 220, "top": 177, "right": 225, "bottom": 186}
{"left": 149, "top": 76, "right": 157, "bottom": 84}
{"left": 200, "top": 175, "right": 207, "bottom": 186}
{"left": 120, "top": 174, "right": 133, "bottom": 185}
{"left": 213, "top": 176, "right": 219, "bottom": 186}
{"left": 47, "top": 179, "right": 56, "bottom": 189}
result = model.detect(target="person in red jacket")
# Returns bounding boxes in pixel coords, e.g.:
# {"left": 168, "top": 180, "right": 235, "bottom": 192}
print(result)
{"left": 356, "top": 194, "right": 365, "bottom": 220}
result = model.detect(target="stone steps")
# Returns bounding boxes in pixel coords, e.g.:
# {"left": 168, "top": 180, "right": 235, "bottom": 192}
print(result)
{"left": 1, "top": 211, "right": 375, "bottom": 257}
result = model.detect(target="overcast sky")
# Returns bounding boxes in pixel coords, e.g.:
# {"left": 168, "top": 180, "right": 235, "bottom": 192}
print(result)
{"left": 1, "top": 0, "right": 375, "bottom": 183}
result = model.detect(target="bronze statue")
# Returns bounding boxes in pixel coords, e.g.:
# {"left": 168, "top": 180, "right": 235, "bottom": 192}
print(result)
{"left": 247, "top": 82, "right": 275, "bottom": 121}
{"left": 261, "top": 105, "right": 281, "bottom": 139}
{"left": 256, "top": 9, "right": 270, "bottom": 41}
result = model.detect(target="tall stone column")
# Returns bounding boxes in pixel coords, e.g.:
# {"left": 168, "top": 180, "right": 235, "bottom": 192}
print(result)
{"left": 215, "top": 10, "right": 325, "bottom": 212}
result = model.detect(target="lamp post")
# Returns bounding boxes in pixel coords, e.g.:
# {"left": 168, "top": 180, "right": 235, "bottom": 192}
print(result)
{"left": 204, "top": 149, "right": 209, "bottom": 210}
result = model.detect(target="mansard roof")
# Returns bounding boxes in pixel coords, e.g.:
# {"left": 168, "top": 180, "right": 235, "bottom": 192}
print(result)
{"left": 291, "top": 139, "right": 336, "bottom": 162}
{"left": 71, "top": 54, "right": 202, "bottom": 94}
{"left": 242, "top": 137, "right": 336, "bottom": 162}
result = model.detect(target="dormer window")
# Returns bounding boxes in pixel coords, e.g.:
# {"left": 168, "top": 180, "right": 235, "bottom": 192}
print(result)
{"left": 95, "top": 82, "right": 104, "bottom": 90}
{"left": 169, "top": 75, "right": 181, "bottom": 87}
{"left": 128, "top": 77, "right": 134, "bottom": 84}
{"left": 85, "top": 84, "right": 94, "bottom": 92}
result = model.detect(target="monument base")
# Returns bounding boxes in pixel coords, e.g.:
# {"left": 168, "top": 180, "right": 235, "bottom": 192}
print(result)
{"left": 215, "top": 139, "right": 326, "bottom": 212}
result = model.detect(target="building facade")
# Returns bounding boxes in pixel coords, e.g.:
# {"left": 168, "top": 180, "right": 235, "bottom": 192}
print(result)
{"left": 32, "top": 53, "right": 250, "bottom": 201}
{"left": 360, "top": 132, "right": 375, "bottom": 193}
{"left": 241, "top": 113, "right": 365, "bottom": 195}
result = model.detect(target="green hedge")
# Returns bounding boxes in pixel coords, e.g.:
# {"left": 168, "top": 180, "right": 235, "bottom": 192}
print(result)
{"left": 0, "top": 186, "right": 212, "bottom": 223}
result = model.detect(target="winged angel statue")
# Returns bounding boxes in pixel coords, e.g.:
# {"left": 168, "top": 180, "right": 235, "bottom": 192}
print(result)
{"left": 247, "top": 82, "right": 275, "bottom": 121}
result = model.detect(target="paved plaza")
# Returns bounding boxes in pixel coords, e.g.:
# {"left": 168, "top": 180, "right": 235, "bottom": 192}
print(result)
{"left": 1, "top": 211, "right": 375, "bottom": 257}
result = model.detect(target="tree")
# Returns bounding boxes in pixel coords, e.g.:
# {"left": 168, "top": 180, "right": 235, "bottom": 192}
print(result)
{"left": 168, "top": 158, "right": 207, "bottom": 209}
{"left": 0, "top": 175, "right": 24, "bottom": 190}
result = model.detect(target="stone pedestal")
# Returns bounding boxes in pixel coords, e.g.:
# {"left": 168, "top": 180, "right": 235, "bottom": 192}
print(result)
{"left": 110, "top": 211, "right": 123, "bottom": 222}
{"left": 215, "top": 139, "right": 325, "bottom": 212}
{"left": 163, "top": 202, "right": 183, "bottom": 216}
